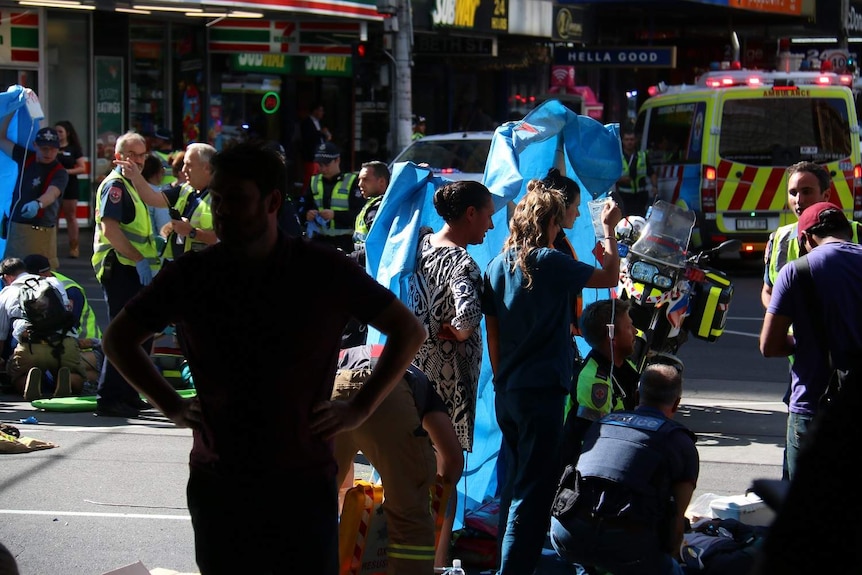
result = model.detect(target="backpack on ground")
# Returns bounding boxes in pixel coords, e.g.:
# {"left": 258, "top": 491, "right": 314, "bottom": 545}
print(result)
{"left": 18, "top": 277, "right": 75, "bottom": 339}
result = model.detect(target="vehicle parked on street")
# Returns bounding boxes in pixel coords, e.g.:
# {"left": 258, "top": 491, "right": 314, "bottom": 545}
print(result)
{"left": 636, "top": 68, "right": 862, "bottom": 255}
{"left": 389, "top": 131, "right": 493, "bottom": 183}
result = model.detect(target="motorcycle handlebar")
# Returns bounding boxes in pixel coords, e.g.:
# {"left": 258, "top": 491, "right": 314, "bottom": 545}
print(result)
{"left": 686, "top": 239, "right": 742, "bottom": 266}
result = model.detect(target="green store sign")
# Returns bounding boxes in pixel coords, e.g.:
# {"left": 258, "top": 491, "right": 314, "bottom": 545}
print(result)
{"left": 231, "top": 53, "right": 292, "bottom": 73}
{"left": 303, "top": 55, "right": 352, "bottom": 77}
{"left": 230, "top": 53, "right": 353, "bottom": 78}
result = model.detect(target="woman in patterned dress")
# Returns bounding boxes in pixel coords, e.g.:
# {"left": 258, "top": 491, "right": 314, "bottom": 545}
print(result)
{"left": 408, "top": 180, "right": 494, "bottom": 566}
{"left": 409, "top": 180, "right": 495, "bottom": 451}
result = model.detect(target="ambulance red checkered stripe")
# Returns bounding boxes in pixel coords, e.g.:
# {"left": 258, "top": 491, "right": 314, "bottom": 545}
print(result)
{"left": 726, "top": 166, "right": 760, "bottom": 211}
{"left": 755, "top": 167, "right": 785, "bottom": 210}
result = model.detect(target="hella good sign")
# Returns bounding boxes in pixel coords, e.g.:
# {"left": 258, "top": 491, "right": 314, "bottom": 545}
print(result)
{"left": 554, "top": 47, "right": 677, "bottom": 68}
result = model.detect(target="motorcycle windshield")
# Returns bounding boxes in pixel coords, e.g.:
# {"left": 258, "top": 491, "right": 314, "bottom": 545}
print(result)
{"left": 629, "top": 200, "right": 695, "bottom": 268}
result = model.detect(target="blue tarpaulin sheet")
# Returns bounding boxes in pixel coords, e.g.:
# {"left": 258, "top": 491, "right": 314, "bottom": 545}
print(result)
{"left": 366, "top": 99, "right": 624, "bottom": 525}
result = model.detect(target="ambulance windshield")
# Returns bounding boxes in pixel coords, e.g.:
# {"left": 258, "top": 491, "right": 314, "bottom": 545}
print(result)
{"left": 718, "top": 97, "right": 852, "bottom": 166}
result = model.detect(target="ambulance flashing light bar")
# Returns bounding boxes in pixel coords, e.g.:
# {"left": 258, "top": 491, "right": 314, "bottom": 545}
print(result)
{"left": 649, "top": 68, "right": 853, "bottom": 96}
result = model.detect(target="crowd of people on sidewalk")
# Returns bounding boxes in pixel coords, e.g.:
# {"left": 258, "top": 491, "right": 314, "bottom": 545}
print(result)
{"left": 2, "top": 98, "right": 860, "bottom": 575}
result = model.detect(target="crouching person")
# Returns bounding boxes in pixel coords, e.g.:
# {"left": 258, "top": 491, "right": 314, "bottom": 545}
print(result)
{"left": 333, "top": 344, "right": 440, "bottom": 575}
{"left": 550, "top": 364, "right": 698, "bottom": 575}
{"left": 0, "top": 257, "right": 85, "bottom": 399}
{"left": 24, "top": 254, "right": 103, "bottom": 391}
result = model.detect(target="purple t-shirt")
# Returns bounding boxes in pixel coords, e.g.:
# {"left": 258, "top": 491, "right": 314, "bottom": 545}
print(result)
{"left": 125, "top": 234, "right": 395, "bottom": 477}
{"left": 769, "top": 242, "right": 862, "bottom": 415}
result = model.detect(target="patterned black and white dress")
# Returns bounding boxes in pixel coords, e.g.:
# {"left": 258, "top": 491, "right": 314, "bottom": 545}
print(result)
{"left": 408, "top": 227, "right": 484, "bottom": 451}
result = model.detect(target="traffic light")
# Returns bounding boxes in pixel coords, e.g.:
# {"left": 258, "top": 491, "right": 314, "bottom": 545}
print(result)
{"left": 352, "top": 41, "right": 368, "bottom": 80}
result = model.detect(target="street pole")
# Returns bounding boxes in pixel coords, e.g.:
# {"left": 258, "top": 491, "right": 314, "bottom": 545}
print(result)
{"left": 840, "top": 0, "right": 849, "bottom": 52}
{"left": 394, "top": 0, "right": 413, "bottom": 154}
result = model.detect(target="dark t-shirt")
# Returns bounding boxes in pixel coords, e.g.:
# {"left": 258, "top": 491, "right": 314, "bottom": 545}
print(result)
{"left": 483, "top": 247, "right": 594, "bottom": 392}
{"left": 57, "top": 144, "right": 83, "bottom": 198}
{"left": 11, "top": 144, "right": 68, "bottom": 226}
{"left": 125, "top": 234, "right": 396, "bottom": 477}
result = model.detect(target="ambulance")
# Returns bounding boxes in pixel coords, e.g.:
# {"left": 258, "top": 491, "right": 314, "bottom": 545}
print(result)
{"left": 634, "top": 68, "right": 862, "bottom": 254}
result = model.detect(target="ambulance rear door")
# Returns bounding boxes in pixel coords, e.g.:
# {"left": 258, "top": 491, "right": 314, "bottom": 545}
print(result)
{"left": 712, "top": 85, "right": 859, "bottom": 250}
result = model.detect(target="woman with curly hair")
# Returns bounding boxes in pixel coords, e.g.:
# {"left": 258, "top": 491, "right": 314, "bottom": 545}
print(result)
{"left": 482, "top": 182, "right": 621, "bottom": 575}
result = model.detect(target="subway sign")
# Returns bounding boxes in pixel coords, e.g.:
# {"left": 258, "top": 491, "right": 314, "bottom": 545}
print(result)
{"left": 554, "top": 46, "right": 677, "bottom": 68}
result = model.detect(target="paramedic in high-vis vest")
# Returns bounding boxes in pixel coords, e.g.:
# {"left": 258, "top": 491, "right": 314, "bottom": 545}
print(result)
{"left": 615, "top": 130, "right": 657, "bottom": 218}
{"left": 296, "top": 142, "right": 364, "bottom": 253}
{"left": 92, "top": 131, "right": 166, "bottom": 419}
{"left": 161, "top": 143, "right": 218, "bottom": 261}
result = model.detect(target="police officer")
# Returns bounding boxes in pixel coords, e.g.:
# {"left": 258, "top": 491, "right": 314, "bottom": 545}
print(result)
{"left": 352, "top": 160, "right": 390, "bottom": 258}
{"left": 615, "top": 130, "right": 657, "bottom": 218}
{"left": 162, "top": 143, "right": 218, "bottom": 260}
{"left": 92, "top": 131, "right": 163, "bottom": 418}
{"left": 296, "top": 142, "right": 363, "bottom": 253}
{"left": 551, "top": 364, "right": 698, "bottom": 575}
{"left": 147, "top": 127, "right": 179, "bottom": 186}
{"left": 412, "top": 115, "right": 426, "bottom": 141}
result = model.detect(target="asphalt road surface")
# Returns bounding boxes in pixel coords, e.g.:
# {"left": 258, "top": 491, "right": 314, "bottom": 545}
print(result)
{"left": 0, "top": 233, "right": 785, "bottom": 574}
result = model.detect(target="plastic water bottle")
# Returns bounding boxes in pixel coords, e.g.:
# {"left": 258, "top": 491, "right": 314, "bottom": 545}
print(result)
{"left": 449, "top": 558, "right": 466, "bottom": 575}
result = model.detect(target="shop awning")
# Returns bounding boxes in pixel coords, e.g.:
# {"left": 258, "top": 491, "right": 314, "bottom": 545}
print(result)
{"left": 147, "top": 0, "right": 384, "bottom": 20}
{"left": 559, "top": 0, "right": 807, "bottom": 16}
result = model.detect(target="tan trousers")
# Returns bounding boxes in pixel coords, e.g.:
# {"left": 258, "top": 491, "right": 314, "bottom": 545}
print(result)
{"left": 332, "top": 370, "right": 437, "bottom": 575}
{"left": 4, "top": 222, "right": 59, "bottom": 269}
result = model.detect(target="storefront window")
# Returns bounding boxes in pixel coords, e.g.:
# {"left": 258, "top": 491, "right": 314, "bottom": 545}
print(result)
{"left": 172, "top": 24, "right": 205, "bottom": 147}
{"left": 212, "top": 73, "right": 282, "bottom": 150}
{"left": 129, "top": 21, "right": 167, "bottom": 137}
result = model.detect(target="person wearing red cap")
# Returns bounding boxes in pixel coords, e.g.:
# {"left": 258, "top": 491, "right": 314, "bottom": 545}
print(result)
{"left": 758, "top": 201, "right": 862, "bottom": 573}
{"left": 761, "top": 162, "right": 861, "bottom": 309}
{"left": 760, "top": 162, "right": 861, "bottom": 479}
{"left": 760, "top": 201, "right": 862, "bottom": 480}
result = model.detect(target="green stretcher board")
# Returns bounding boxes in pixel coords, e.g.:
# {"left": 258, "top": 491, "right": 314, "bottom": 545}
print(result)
{"left": 31, "top": 388, "right": 197, "bottom": 413}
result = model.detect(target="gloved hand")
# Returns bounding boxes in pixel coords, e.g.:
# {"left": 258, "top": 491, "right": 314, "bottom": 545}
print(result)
{"left": 135, "top": 259, "right": 153, "bottom": 286}
{"left": 20, "top": 201, "right": 39, "bottom": 219}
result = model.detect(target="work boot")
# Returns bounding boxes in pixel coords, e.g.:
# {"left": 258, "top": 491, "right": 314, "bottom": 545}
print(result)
{"left": 69, "top": 239, "right": 79, "bottom": 259}
{"left": 24, "top": 367, "right": 42, "bottom": 401}
{"left": 54, "top": 367, "right": 72, "bottom": 398}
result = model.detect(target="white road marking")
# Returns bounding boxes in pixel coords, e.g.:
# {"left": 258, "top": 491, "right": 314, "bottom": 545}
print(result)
{"left": 0, "top": 509, "right": 190, "bottom": 520}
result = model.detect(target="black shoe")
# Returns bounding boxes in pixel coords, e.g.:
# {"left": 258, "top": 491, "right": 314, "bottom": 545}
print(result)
{"left": 130, "top": 397, "right": 153, "bottom": 411}
{"left": 95, "top": 400, "right": 140, "bottom": 419}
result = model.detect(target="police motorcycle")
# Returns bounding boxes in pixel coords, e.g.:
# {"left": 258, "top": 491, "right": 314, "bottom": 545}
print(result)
{"left": 614, "top": 200, "right": 738, "bottom": 372}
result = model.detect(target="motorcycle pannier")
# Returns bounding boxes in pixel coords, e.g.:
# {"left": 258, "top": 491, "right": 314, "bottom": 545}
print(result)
{"left": 685, "top": 270, "right": 733, "bottom": 342}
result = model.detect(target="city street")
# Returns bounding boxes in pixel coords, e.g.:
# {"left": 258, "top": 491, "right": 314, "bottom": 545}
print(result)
{"left": 0, "top": 231, "right": 786, "bottom": 575}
